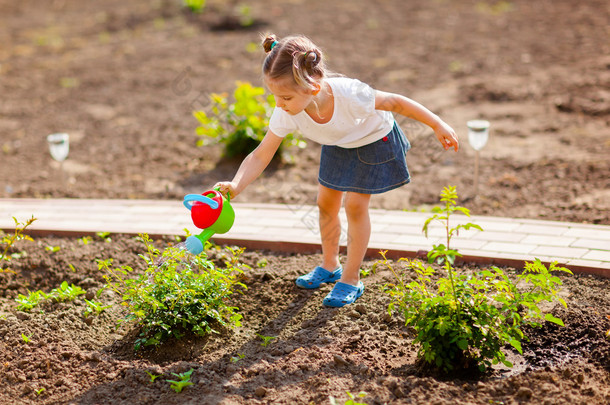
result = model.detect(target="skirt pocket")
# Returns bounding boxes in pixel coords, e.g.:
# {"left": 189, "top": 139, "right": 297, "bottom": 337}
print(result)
{"left": 356, "top": 136, "right": 396, "bottom": 165}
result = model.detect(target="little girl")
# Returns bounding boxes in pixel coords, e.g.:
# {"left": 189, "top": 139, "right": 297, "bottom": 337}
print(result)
{"left": 215, "top": 34, "right": 458, "bottom": 307}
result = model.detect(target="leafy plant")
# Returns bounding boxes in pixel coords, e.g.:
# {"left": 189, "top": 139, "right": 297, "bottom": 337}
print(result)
{"left": 383, "top": 186, "right": 572, "bottom": 372}
{"left": 183, "top": 0, "right": 206, "bottom": 13}
{"left": 230, "top": 353, "right": 245, "bottom": 363}
{"left": 101, "top": 233, "right": 246, "bottom": 350}
{"left": 1, "top": 216, "right": 36, "bottom": 273}
{"left": 49, "top": 281, "right": 86, "bottom": 302}
{"left": 45, "top": 245, "right": 60, "bottom": 253}
{"left": 166, "top": 368, "right": 194, "bottom": 393}
{"left": 330, "top": 391, "right": 367, "bottom": 405}
{"left": 16, "top": 281, "right": 86, "bottom": 312}
{"left": 145, "top": 370, "right": 162, "bottom": 383}
{"left": 83, "top": 299, "right": 112, "bottom": 317}
{"left": 21, "top": 333, "right": 33, "bottom": 344}
{"left": 256, "top": 333, "right": 276, "bottom": 347}
{"left": 96, "top": 231, "right": 112, "bottom": 243}
{"left": 78, "top": 236, "right": 93, "bottom": 245}
{"left": 34, "top": 387, "right": 46, "bottom": 396}
{"left": 16, "top": 290, "right": 48, "bottom": 312}
{"left": 194, "top": 81, "right": 305, "bottom": 159}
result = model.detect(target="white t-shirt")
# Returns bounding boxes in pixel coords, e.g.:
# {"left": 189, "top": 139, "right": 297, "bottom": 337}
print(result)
{"left": 268, "top": 77, "right": 394, "bottom": 148}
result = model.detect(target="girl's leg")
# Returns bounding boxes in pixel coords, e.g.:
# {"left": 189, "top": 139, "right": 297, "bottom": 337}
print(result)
{"left": 341, "top": 191, "right": 371, "bottom": 285}
{"left": 317, "top": 184, "right": 343, "bottom": 271}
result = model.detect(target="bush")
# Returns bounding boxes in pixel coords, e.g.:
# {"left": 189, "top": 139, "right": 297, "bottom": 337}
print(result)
{"left": 194, "top": 81, "right": 305, "bottom": 160}
{"left": 100, "top": 234, "right": 247, "bottom": 350}
{"left": 382, "top": 186, "right": 572, "bottom": 372}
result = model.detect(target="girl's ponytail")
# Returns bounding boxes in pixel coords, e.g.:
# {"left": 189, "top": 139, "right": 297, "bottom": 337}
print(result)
{"left": 262, "top": 34, "right": 278, "bottom": 54}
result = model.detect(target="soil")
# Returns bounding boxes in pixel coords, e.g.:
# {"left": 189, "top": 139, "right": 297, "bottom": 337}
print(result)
{"left": 0, "top": 0, "right": 609, "bottom": 224}
{"left": 0, "top": 235, "right": 609, "bottom": 405}
{"left": 1, "top": 1, "right": 609, "bottom": 404}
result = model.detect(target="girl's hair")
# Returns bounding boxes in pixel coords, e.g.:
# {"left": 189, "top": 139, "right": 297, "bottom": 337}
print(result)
{"left": 261, "top": 34, "right": 327, "bottom": 91}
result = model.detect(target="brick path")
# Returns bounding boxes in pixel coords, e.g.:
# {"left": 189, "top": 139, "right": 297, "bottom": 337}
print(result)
{"left": 1, "top": 198, "right": 608, "bottom": 278}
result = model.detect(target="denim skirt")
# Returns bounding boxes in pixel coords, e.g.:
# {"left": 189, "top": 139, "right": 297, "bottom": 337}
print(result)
{"left": 318, "top": 121, "right": 411, "bottom": 194}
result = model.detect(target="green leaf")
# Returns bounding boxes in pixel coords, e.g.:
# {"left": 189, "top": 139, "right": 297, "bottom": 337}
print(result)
{"left": 456, "top": 339, "right": 468, "bottom": 350}
{"left": 544, "top": 313, "right": 564, "bottom": 326}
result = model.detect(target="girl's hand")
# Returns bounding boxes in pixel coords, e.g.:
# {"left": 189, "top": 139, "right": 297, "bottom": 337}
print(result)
{"left": 434, "top": 121, "right": 459, "bottom": 151}
{"left": 213, "top": 181, "right": 238, "bottom": 199}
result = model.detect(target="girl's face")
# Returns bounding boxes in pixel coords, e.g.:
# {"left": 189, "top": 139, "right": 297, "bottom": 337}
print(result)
{"left": 265, "top": 78, "right": 317, "bottom": 115}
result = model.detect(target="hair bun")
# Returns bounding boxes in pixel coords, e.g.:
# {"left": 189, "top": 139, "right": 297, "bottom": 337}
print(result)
{"left": 305, "top": 50, "right": 319, "bottom": 69}
{"left": 262, "top": 34, "right": 279, "bottom": 53}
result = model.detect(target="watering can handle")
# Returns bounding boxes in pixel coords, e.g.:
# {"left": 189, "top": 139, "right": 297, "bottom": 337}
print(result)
{"left": 183, "top": 194, "right": 219, "bottom": 211}
{"left": 213, "top": 186, "right": 230, "bottom": 202}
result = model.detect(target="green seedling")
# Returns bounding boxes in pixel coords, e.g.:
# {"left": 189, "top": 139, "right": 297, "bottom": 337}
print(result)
{"left": 256, "top": 333, "right": 276, "bottom": 347}
{"left": 84, "top": 299, "right": 112, "bottom": 317}
{"left": 1, "top": 216, "right": 36, "bottom": 273}
{"left": 21, "top": 333, "right": 33, "bottom": 343}
{"left": 183, "top": 0, "right": 206, "bottom": 13}
{"left": 330, "top": 391, "right": 367, "bottom": 405}
{"left": 383, "top": 186, "right": 572, "bottom": 372}
{"left": 230, "top": 353, "right": 245, "bottom": 363}
{"left": 256, "top": 258, "right": 268, "bottom": 268}
{"left": 45, "top": 245, "right": 60, "bottom": 253}
{"left": 166, "top": 368, "right": 194, "bottom": 393}
{"left": 35, "top": 387, "right": 46, "bottom": 396}
{"left": 96, "top": 231, "right": 112, "bottom": 243}
{"left": 50, "top": 281, "right": 86, "bottom": 302}
{"left": 145, "top": 370, "right": 162, "bottom": 383}
{"left": 78, "top": 236, "right": 93, "bottom": 245}
{"left": 16, "top": 290, "right": 48, "bottom": 312}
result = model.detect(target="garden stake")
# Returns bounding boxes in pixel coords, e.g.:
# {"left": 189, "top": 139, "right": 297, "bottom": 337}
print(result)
{"left": 183, "top": 188, "right": 235, "bottom": 255}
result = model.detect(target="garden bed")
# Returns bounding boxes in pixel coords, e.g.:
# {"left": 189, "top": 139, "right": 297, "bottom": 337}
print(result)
{"left": 0, "top": 234, "right": 609, "bottom": 404}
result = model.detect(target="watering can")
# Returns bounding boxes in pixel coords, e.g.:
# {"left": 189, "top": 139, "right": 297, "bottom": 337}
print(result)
{"left": 182, "top": 188, "right": 235, "bottom": 255}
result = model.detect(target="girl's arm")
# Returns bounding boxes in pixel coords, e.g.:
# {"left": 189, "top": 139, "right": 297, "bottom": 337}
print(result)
{"left": 214, "top": 130, "right": 284, "bottom": 198}
{"left": 375, "top": 90, "right": 459, "bottom": 151}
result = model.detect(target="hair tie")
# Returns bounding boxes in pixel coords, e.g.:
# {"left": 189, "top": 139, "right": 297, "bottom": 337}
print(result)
{"left": 270, "top": 40, "right": 278, "bottom": 50}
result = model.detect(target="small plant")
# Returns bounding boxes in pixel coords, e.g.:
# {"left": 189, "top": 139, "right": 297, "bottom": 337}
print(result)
{"left": 49, "top": 281, "right": 86, "bottom": 302}
{"left": 21, "top": 333, "right": 33, "bottom": 343}
{"left": 45, "top": 245, "right": 60, "bottom": 253}
{"left": 78, "top": 236, "right": 93, "bottom": 245}
{"left": 194, "top": 81, "right": 305, "bottom": 159}
{"left": 383, "top": 186, "right": 572, "bottom": 372}
{"left": 230, "top": 353, "right": 245, "bottom": 363}
{"left": 101, "top": 233, "right": 245, "bottom": 350}
{"left": 16, "top": 281, "right": 86, "bottom": 312}
{"left": 183, "top": 0, "right": 206, "bottom": 13}
{"left": 16, "top": 290, "right": 48, "bottom": 312}
{"left": 96, "top": 231, "right": 112, "bottom": 243}
{"left": 256, "top": 258, "right": 268, "bottom": 268}
{"left": 330, "top": 391, "right": 367, "bottom": 405}
{"left": 83, "top": 299, "right": 112, "bottom": 317}
{"left": 34, "top": 387, "right": 46, "bottom": 396}
{"left": 166, "top": 368, "right": 194, "bottom": 393}
{"left": 1, "top": 216, "right": 36, "bottom": 273}
{"left": 256, "top": 333, "right": 277, "bottom": 347}
{"left": 145, "top": 370, "right": 162, "bottom": 383}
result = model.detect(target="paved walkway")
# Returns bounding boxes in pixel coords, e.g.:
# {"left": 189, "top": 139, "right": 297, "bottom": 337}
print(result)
{"left": 1, "top": 198, "right": 608, "bottom": 278}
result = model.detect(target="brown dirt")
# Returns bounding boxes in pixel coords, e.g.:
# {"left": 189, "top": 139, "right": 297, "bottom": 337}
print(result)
{"left": 0, "top": 0, "right": 609, "bottom": 224}
{"left": 1, "top": 0, "right": 609, "bottom": 404}
{"left": 0, "top": 234, "right": 609, "bottom": 405}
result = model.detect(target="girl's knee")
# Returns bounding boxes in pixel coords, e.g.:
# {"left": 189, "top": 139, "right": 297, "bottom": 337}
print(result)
{"left": 344, "top": 193, "right": 370, "bottom": 217}
{"left": 317, "top": 186, "right": 342, "bottom": 212}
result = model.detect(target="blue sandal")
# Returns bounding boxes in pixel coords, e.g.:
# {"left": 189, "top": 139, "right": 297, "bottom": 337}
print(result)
{"left": 295, "top": 266, "right": 342, "bottom": 289}
{"left": 323, "top": 281, "right": 365, "bottom": 307}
